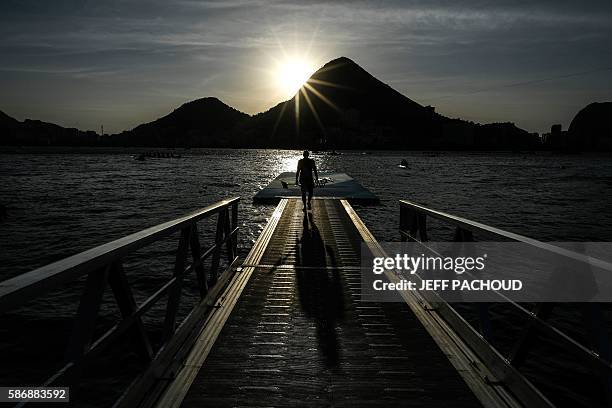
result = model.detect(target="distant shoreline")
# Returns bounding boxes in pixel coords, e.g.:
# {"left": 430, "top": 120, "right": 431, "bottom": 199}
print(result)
{"left": 2, "top": 145, "right": 612, "bottom": 156}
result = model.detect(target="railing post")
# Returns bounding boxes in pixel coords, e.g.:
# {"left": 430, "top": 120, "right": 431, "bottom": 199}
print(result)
{"left": 65, "top": 267, "right": 109, "bottom": 363}
{"left": 582, "top": 303, "right": 612, "bottom": 405}
{"left": 189, "top": 224, "right": 208, "bottom": 298}
{"left": 108, "top": 261, "right": 154, "bottom": 361}
{"left": 231, "top": 202, "right": 238, "bottom": 257}
{"left": 453, "top": 226, "right": 492, "bottom": 342}
{"left": 162, "top": 227, "right": 191, "bottom": 342}
{"left": 399, "top": 203, "right": 428, "bottom": 242}
{"left": 509, "top": 303, "right": 554, "bottom": 367}
{"left": 224, "top": 208, "right": 234, "bottom": 264}
{"left": 453, "top": 227, "right": 473, "bottom": 242}
{"left": 399, "top": 203, "right": 409, "bottom": 242}
{"left": 209, "top": 209, "right": 226, "bottom": 287}
{"left": 417, "top": 214, "right": 428, "bottom": 241}
{"left": 64, "top": 265, "right": 110, "bottom": 397}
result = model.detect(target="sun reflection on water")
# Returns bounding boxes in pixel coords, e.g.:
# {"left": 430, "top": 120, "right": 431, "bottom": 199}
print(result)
{"left": 278, "top": 155, "right": 300, "bottom": 173}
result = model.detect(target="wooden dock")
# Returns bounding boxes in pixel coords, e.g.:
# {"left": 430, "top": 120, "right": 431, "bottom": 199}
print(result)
{"left": 155, "top": 198, "right": 481, "bottom": 407}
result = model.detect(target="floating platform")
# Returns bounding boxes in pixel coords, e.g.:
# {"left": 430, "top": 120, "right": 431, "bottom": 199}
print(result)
{"left": 253, "top": 172, "right": 379, "bottom": 204}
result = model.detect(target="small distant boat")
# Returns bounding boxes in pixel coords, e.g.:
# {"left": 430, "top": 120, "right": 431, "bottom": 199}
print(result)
{"left": 398, "top": 159, "right": 409, "bottom": 169}
{"left": 134, "top": 154, "right": 145, "bottom": 161}
{"left": 327, "top": 150, "right": 341, "bottom": 156}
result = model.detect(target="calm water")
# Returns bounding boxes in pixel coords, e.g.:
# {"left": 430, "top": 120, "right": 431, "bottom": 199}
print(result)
{"left": 1, "top": 149, "right": 611, "bottom": 282}
{"left": 1, "top": 148, "right": 611, "bottom": 406}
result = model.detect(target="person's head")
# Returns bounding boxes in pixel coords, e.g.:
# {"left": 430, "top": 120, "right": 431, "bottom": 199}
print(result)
{"left": 303, "top": 150, "right": 309, "bottom": 158}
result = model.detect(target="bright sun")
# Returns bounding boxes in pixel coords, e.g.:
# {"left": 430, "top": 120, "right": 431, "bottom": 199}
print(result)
{"left": 276, "top": 58, "right": 315, "bottom": 97}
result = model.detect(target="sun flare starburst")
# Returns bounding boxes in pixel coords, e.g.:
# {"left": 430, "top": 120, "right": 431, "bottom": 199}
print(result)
{"left": 275, "top": 58, "right": 315, "bottom": 97}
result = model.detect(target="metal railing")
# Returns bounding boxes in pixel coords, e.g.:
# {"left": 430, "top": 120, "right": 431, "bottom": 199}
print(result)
{"left": 399, "top": 199, "right": 612, "bottom": 408}
{"left": 0, "top": 197, "right": 240, "bottom": 407}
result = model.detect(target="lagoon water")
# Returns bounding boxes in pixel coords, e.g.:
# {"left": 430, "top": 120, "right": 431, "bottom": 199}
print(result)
{"left": 2, "top": 149, "right": 611, "bottom": 282}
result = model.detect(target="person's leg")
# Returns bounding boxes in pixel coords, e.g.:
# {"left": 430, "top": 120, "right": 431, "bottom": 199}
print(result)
{"left": 300, "top": 185, "right": 307, "bottom": 210}
{"left": 307, "top": 183, "right": 314, "bottom": 209}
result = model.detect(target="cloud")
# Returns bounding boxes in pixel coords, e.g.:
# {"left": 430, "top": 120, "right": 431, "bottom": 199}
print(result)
{"left": 0, "top": 0, "right": 611, "bottom": 133}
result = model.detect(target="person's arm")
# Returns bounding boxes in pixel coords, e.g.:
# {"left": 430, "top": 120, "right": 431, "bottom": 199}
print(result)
{"left": 295, "top": 161, "right": 301, "bottom": 185}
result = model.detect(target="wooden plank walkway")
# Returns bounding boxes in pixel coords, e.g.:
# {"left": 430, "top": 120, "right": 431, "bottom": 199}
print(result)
{"left": 158, "top": 199, "right": 483, "bottom": 407}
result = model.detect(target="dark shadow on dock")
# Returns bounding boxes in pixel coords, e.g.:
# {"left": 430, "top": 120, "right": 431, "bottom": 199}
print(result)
{"left": 295, "top": 212, "right": 344, "bottom": 367}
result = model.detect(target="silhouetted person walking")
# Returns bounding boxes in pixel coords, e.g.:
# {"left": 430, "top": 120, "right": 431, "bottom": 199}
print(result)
{"left": 296, "top": 150, "right": 319, "bottom": 211}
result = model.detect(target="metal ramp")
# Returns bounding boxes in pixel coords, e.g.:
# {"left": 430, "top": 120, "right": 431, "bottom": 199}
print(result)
{"left": 156, "top": 199, "right": 483, "bottom": 407}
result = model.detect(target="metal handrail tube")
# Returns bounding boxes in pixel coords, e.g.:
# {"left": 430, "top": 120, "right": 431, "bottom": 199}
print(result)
{"left": 398, "top": 198, "right": 612, "bottom": 407}
{"left": 0, "top": 197, "right": 240, "bottom": 312}
{"left": 0, "top": 197, "right": 241, "bottom": 407}
{"left": 178, "top": 226, "right": 240, "bottom": 280}
{"left": 399, "top": 199, "right": 612, "bottom": 272}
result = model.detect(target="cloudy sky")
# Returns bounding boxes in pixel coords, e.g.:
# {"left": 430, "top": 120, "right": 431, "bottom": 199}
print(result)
{"left": 1, "top": 0, "right": 611, "bottom": 134}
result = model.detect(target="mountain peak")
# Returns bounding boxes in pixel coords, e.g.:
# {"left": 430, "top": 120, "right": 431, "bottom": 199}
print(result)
{"left": 302, "top": 55, "right": 425, "bottom": 114}
{"left": 189, "top": 96, "right": 222, "bottom": 104}
{"left": 178, "top": 96, "right": 225, "bottom": 109}
{"left": 167, "top": 96, "right": 248, "bottom": 118}
{"left": 567, "top": 101, "right": 612, "bottom": 150}
{"left": 123, "top": 95, "right": 250, "bottom": 146}
{"left": 0, "top": 110, "right": 20, "bottom": 127}
{"left": 321, "top": 56, "right": 357, "bottom": 67}
{"left": 312, "top": 56, "right": 366, "bottom": 78}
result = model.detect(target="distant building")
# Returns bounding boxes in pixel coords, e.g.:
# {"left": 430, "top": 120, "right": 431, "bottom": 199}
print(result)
{"left": 543, "top": 124, "right": 572, "bottom": 151}
{"left": 440, "top": 121, "right": 475, "bottom": 147}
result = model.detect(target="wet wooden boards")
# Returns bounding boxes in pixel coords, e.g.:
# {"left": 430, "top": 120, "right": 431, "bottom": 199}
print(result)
{"left": 155, "top": 199, "right": 486, "bottom": 407}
